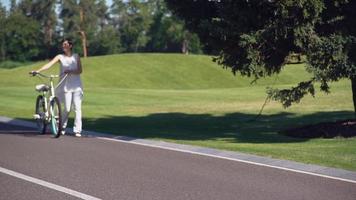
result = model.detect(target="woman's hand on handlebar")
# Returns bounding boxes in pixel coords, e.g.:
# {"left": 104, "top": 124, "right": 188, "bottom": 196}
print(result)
{"left": 29, "top": 71, "right": 39, "bottom": 76}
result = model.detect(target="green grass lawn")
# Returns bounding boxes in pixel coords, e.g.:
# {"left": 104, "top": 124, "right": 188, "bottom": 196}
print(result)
{"left": 0, "top": 53, "right": 355, "bottom": 171}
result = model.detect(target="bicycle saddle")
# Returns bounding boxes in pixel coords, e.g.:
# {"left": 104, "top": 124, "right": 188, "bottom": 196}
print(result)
{"left": 35, "top": 84, "right": 50, "bottom": 92}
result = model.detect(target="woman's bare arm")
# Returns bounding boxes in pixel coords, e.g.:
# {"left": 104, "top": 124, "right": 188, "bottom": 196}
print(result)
{"left": 35, "top": 55, "right": 61, "bottom": 73}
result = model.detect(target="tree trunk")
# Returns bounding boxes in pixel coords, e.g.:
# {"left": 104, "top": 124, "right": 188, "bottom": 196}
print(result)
{"left": 78, "top": 31, "right": 87, "bottom": 58}
{"left": 351, "top": 77, "right": 356, "bottom": 117}
{"left": 79, "top": 8, "right": 87, "bottom": 58}
{"left": 182, "top": 39, "right": 189, "bottom": 55}
{"left": 45, "top": 19, "right": 53, "bottom": 59}
{"left": 0, "top": 36, "right": 5, "bottom": 61}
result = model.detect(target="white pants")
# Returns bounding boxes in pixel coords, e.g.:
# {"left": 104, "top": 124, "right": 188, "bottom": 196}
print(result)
{"left": 62, "top": 91, "right": 83, "bottom": 133}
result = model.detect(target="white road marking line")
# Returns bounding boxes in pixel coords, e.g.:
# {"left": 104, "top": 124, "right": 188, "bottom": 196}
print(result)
{"left": 0, "top": 166, "right": 102, "bottom": 200}
{"left": 96, "top": 137, "right": 356, "bottom": 184}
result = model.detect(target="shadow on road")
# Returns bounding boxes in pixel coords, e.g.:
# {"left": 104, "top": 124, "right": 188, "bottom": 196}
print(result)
{"left": 0, "top": 122, "right": 43, "bottom": 137}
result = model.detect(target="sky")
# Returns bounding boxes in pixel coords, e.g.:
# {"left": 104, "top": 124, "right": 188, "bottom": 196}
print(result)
{"left": 0, "top": 0, "right": 114, "bottom": 10}
{"left": 0, "top": 0, "right": 10, "bottom": 9}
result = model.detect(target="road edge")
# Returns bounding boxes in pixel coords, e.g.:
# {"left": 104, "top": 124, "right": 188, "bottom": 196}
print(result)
{"left": 1, "top": 116, "right": 356, "bottom": 184}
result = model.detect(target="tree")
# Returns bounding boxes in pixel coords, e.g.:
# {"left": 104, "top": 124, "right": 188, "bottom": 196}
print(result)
{"left": 165, "top": 0, "right": 356, "bottom": 114}
{"left": 9, "top": 0, "right": 16, "bottom": 13}
{"left": 4, "top": 2, "right": 41, "bottom": 61}
{"left": 89, "top": 0, "right": 121, "bottom": 55}
{"left": 305, "top": 0, "right": 356, "bottom": 113}
{"left": 90, "top": 26, "right": 121, "bottom": 55}
{"left": 60, "top": 0, "right": 99, "bottom": 57}
{"left": 0, "top": 2, "right": 6, "bottom": 61}
{"left": 96, "top": 0, "right": 110, "bottom": 31}
{"left": 60, "top": 0, "right": 127, "bottom": 57}
{"left": 4, "top": 14, "right": 41, "bottom": 61}
{"left": 18, "top": 0, "right": 58, "bottom": 59}
{"left": 111, "top": 0, "right": 153, "bottom": 52}
{"left": 145, "top": 0, "right": 202, "bottom": 54}
{"left": 145, "top": 0, "right": 172, "bottom": 52}
{"left": 59, "top": 0, "right": 83, "bottom": 54}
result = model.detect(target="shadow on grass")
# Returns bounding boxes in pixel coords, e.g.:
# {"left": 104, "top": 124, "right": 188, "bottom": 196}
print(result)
{"left": 80, "top": 110, "right": 353, "bottom": 144}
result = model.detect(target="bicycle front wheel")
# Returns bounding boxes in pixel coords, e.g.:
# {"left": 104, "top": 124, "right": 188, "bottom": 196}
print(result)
{"left": 49, "top": 97, "right": 62, "bottom": 138}
{"left": 35, "top": 95, "right": 47, "bottom": 134}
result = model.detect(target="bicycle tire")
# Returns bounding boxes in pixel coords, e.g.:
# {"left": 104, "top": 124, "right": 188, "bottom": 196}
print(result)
{"left": 49, "top": 97, "right": 62, "bottom": 138}
{"left": 35, "top": 95, "right": 47, "bottom": 134}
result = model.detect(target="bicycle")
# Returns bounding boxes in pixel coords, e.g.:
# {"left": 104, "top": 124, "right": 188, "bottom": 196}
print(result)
{"left": 30, "top": 71, "right": 67, "bottom": 138}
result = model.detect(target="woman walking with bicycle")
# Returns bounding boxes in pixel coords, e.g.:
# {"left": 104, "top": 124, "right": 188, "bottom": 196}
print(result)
{"left": 31, "top": 38, "right": 83, "bottom": 137}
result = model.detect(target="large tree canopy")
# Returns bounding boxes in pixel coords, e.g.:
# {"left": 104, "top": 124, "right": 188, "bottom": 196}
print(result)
{"left": 165, "top": 0, "right": 356, "bottom": 113}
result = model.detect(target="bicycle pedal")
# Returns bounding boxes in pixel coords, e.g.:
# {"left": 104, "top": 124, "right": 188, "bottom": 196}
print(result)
{"left": 33, "top": 114, "right": 41, "bottom": 119}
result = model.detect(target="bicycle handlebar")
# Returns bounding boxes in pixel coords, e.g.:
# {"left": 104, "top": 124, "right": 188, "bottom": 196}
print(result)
{"left": 29, "top": 71, "right": 59, "bottom": 78}
{"left": 29, "top": 71, "right": 68, "bottom": 89}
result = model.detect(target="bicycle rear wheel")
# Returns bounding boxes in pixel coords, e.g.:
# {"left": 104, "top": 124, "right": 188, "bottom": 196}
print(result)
{"left": 35, "top": 95, "right": 47, "bottom": 134}
{"left": 49, "top": 97, "right": 62, "bottom": 138}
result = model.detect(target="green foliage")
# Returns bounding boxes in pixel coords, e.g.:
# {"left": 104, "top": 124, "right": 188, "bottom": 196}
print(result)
{"left": 111, "top": 0, "right": 153, "bottom": 52}
{"left": 90, "top": 26, "right": 122, "bottom": 55}
{"left": 145, "top": 1, "right": 180, "bottom": 52}
{"left": 267, "top": 80, "right": 315, "bottom": 108}
{"left": 307, "top": 34, "right": 356, "bottom": 91}
{"left": 0, "top": 2, "right": 6, "bottom": 61}
{"left": 60, "top": 0, "right": 91, "bottom": 54}
{"left": 166, "top": 0, "right": 356, "bottom": 113}
{"left": 18, "top": 0, "right": 58, "bottom": 58}
{"left": 4, "top": 10, "right": 41, "bottom": 61}
{"left": 145, "top": 0, "right": 202, "bottom": 54}
{"left": 166, "top": 0, "right": 323, "bottom": 77}
{"left": 108, "top": 0, "right": 203, "bottom": 53}
{"left": 59, "top": 0, "right": 80, "bottom": 39}
{"left": 2, "top": 0, "right": 203, "bottom": 61}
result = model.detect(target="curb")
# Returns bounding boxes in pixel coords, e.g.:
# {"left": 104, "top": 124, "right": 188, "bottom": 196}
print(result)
{"left": 1, "top": 116, "right": 356, "bottom": 184}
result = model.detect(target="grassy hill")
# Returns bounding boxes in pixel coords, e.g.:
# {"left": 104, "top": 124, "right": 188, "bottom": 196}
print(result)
{"left": 0, "top": 53, "right": 310, "bottom": 89}
{"left": 0, "top": 53, "right": 355, "bottom": 171}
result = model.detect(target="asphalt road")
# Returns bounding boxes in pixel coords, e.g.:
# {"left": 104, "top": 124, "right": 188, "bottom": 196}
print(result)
{"left": 1, "top": 123, "right": 356, "bottom": 200}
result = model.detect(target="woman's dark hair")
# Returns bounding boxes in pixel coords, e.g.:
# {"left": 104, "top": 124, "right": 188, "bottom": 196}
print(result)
{"left": 62, "top": 38, "right": 73, "bottom": 49}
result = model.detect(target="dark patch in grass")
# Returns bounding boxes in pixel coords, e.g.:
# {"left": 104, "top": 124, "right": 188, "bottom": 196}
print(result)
{"left": 280, "top": 119, "right": 356, "bottom": 138}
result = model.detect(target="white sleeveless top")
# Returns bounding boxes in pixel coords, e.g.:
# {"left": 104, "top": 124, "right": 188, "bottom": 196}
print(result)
{"left": 58, "top": 54, "right": 83, "bottom": 92}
